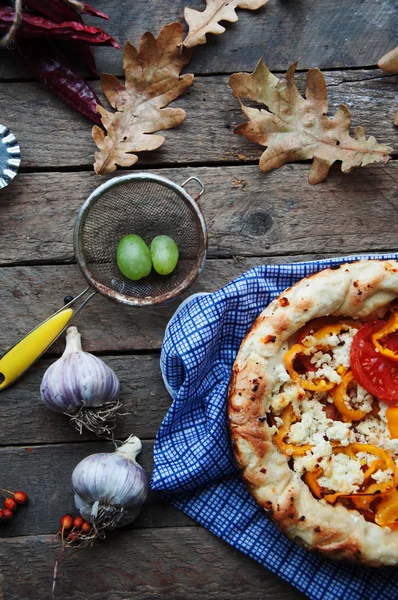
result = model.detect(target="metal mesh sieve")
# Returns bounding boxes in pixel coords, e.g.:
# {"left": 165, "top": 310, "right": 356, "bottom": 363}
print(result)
{"left": 74, "top": 173, "right": 207, "bottom": 306}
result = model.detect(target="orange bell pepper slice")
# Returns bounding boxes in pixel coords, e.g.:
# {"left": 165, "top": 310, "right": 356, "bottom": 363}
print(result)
{"left": 375, "top": 488, "right": 398, "bottom": 527}
{"left": 342, "top": 444, "right": 396, "bottom": 496}
{"left": 284, "top": 344, "right": 337, "bottom": 392}
{"left": 363, "top": 459, "right": 385, "bottom": 483}
{"left": 386, "top": 406, "right": 398, "bottom": 439}
{"left": 286, "top": 322, "right": 356, "bottom": 391}
{"left": 309, "top": 323, "right": 361, "bottom": 343}
{"left": 304, "top": 468, "right": 323, "bottom": 499}
{"left": 350, "top": 495, "right": 376, "bottom": 511}
{"left": 372, "top": 312, "right": 398, "bottom": 363}
{"left": 274, "top": 405, "right": 312, "bottom": 456}
{"left": 308, "top": 444, "right": 396, "bottom": 506}
{"left": 331, "top": 370, "right": 371, "bottom": 422}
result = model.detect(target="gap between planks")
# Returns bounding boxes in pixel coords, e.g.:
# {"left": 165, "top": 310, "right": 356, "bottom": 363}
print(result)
{"left": 0, "top": 63, "right": 390, "bottom": 85}
{"left": 1, "top": 68, "right": 397, "bottom": 169}
{"left": 1, "top": 249, "right": 398, "bottom": 270}
{"left": 15, "top": 153, "right": 398, "bottom": 176}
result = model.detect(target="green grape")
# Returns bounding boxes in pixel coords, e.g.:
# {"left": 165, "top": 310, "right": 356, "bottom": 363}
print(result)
{"left": 117, "top": 235, "right": 152, "bottom": 281}
{"left": 150, "top": 235, "right": 179, "bottom": 275}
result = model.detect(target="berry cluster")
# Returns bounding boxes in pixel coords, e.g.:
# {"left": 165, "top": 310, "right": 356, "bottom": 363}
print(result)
{"left": 0, "top": 489, "right": 28, "bottom": 522}
{"left": 52, "top": 515, "right": 96, "bottom": 597}
{"left": 59, "top": 514, "right": 94, "bottom": 544}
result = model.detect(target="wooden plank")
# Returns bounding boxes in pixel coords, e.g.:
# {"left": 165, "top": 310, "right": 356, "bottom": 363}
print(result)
{"left": 0, "top": 530, "right": 306, "bottom": 600}
{"left": 0, "top": 251, "right": 388, "bottom": 358}
{"left": 1, "top": 162, "right": 398, "bottom": 266}
{"left": 0, "top": 70, "right": 396, "bottom": 168}
{"left": 0, "top": 259, "right": 262, "bottom": 356}
{"left": 0, "top": 0, "right": 396, "bottom": 78}
{"left": 0, "top": 355, "right": 172, "bottom": 445}
{"left": 0, "top": 253, "right": 360, "bottom": 447}
{"left": 0, "top": 441, "right": 196, "bottom": 537}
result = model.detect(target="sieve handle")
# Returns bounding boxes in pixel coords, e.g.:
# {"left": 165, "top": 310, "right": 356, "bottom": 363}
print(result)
{"left": 181, "top": 176, "right": 205, "bottom": 200}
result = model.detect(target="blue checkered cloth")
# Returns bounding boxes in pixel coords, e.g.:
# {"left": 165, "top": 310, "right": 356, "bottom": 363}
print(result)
{"left": 151, "top": 254, "right": 398, "bottom": 600}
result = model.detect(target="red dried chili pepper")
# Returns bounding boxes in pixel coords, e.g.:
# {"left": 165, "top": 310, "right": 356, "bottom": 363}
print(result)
{"left": 83, "top": 4, "right": 109, "bottom": 19}
{"left": 23, "top": 1, "right": 108, "bottom": 23}
{"left": 22, "top": 1, "right": 103, "bottom": 75}
{"left": 0, "top": 7, "right": 119, "bottom": 47}
{"left": 60, "top": 39, "right": 97, "bottom": 75}
{"left": 10, "top": 40, "right": 102, "bottom": 125}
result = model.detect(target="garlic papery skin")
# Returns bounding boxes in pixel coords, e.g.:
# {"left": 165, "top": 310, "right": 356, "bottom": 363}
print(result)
{"left": 40, "top": 326, "right": 121, "bottom": 436}
{"left": 72, "top": 436, "right": 149, "bottom": 531}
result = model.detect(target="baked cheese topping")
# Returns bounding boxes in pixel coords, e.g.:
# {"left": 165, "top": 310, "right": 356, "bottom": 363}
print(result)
{"left": 265, "top": 322, "right": 398, "bottom": 500}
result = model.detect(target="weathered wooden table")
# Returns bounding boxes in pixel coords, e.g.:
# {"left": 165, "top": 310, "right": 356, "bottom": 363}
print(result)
{"left": 0, "top": 1, "right": 397, "bottom": 598}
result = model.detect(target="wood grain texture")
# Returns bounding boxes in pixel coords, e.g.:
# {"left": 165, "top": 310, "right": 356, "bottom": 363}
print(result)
{"left": 0, "top": 71, "right": 396, "bottom": 168}
{"left": 0, "top": 0, "right": 397, "bottom": 79}
{"left": 1, "top": 2, "right": 393, "bottom": 598}
{"left": 0, "top": 355, "right": 171, "bottom": 445}
{"left": 0, "top": 441, "right": 196, "bottom": 537}
{"left": 0, "top": 530, "right": 306, "bottom": 600}
{"left": 0, "top": 253, "right": 356, "bottom": 446}
{"left": 0, "top": 251, "right": 389, "bottom": 358}
{"left": 0, "top": 259, "right": 261, "bottom": 356}
{"left": 1, "top": 163, "right": 398, "bottom": 266}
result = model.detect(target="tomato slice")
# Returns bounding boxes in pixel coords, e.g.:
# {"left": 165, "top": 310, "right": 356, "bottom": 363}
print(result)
{"left": 350, "top": 321, "right": 398, "bottom": 405}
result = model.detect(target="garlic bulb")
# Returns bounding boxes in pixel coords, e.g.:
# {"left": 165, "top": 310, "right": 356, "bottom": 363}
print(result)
{"left": 40, "top": 326, "right": 121, "bottom": 436}
{"left": 72, "top": 436, "right": 149, "bottom": 531}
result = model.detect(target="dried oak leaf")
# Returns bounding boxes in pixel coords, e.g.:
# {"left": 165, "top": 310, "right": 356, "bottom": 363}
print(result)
{"left": 229, "top": 59, "right": 392, "bottom": 184}
{"left": 378, "top": 47, "right": 398, "bottom": 126}
{"left": 92, "top": 23, "right": 193, "bottom": 175}
{"left": 181, "top": 0, "right": 268, "bottom": 49}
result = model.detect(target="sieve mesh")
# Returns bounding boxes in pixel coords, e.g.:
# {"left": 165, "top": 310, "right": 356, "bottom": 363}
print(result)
{"left": 75, "top": 175, "right": 206, "bottom": 305}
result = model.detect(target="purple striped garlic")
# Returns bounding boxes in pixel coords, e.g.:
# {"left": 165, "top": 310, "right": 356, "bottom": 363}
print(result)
{"left": 40, "top": 326, "right": 121, "bottom": 436}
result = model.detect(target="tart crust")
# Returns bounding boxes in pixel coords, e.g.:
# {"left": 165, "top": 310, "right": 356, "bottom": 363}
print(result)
{"left": 228, "top": 260, "right": 398, "bottom": 566}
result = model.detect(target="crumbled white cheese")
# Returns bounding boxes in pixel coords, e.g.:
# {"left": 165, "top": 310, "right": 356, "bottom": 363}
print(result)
{"left": 270, "top": 322, "right": 398, "bottom": 499}
{"left": 293, "top": 441, "right": 333, "bottom": 475}
{"left": 301, "top": 326, "right": 357, "bottom": 384}
{"left": 318, "top": 453, "right": 364, "bottom": 494}
{"left": 269, "top": 362, "right": 292, "bottom": 396}
{"left": 313, "top": 391, "right": 331, "bottom": 403}
{"left": 309, "top": 350, "right": 333, "bottom": 367}
{"left": 286, "top": 399, "right": 354, "bottom": 447}
{"left": 327, "top": 421, "right": 354, "bottom": 446}
{"left": 268, "top": 425, "right": 278, "bottom": 436}
{"left": 307, "top": 364, "right": 342, "bottom": 384}
{"left": 385, "top": 439, "right": 398, "bottom": 454}
{"left": 355, "top": 416, "right": 389, "bottom": 445}
{"left": 343, "top": 383, "right": 373, "bottom": 413}
{"left": 316, "top": 439, "right": 334, "bottom": 458}
{"left": 301, "top": 335, "right": 316, "bottom": 348}
{"left": 356, "top": 452, "right": 375, "bottom": 466}
{"left": 378, "top": 401, "right": 389, "bottom": 423}
{"left": 269, "top": 382, "right": 305, "bottom": 415}
{"left": 318, "top": 333, "right": 340, "bottom": 348}
{"left": 372, "top": 468, "right": 393, "bottom": 484}
{"left": 287, "top": 399, "right": 330, "bottom": 445}
{"left": 331, "top": 329, "right": 356, "bottom": 368}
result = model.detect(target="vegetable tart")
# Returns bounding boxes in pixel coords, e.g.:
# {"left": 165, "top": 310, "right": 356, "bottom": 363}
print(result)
{"left": 228, "top": 259, "right": 398, "bottom": 566}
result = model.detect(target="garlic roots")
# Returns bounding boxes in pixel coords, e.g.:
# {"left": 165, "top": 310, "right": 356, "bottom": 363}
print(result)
{"left": 40, "top": 326, "right": 121, "bottom": 436}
